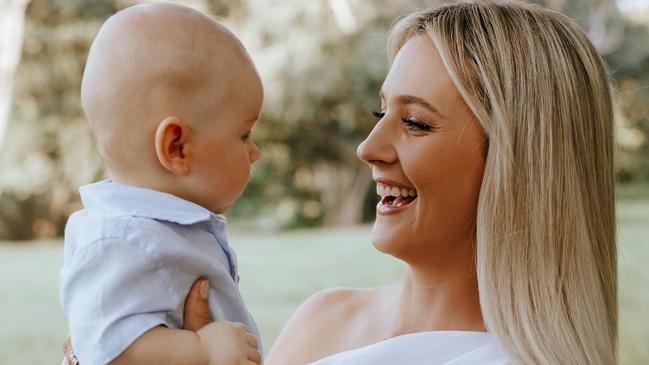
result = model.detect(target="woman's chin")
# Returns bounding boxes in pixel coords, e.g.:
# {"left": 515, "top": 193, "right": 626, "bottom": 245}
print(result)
{"left": 370, "top": 222, "right": 409, "bottom": 257}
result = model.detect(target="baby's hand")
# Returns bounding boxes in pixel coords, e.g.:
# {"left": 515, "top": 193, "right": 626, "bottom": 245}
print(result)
{"left": 197, "top": 320, "right": 261, "bottom": 365}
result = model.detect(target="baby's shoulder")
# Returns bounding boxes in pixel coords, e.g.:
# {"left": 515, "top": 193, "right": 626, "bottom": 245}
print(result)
{"left": 65, "top": 212, "right": 183, "bottom": 255}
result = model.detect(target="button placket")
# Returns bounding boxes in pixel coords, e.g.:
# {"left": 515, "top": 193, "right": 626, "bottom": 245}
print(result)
{"left": 208, "top": 216, "right": 237, "bottom": 282}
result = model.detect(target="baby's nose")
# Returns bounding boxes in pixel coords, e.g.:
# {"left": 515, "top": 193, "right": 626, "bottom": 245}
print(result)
{"left": 249, "top": 143, "right": 260, "bottom": 163}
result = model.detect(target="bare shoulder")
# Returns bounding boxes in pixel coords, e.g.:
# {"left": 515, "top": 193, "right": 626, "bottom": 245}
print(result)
{"left": 265, "top": 286, "right": 391, "bottom": 365}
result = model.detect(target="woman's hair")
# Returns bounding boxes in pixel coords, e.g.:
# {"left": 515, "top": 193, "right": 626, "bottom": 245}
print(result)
{"left": 388, "top": 1, "right": 617, "bottom": 364}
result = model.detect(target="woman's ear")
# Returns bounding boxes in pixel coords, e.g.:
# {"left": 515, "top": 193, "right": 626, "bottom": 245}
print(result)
{"left": 155, "top": 116, "right": 191, "bottom": 176}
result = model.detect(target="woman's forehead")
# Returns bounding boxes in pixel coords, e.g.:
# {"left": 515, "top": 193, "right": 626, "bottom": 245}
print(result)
{"left": 381, "top": 35, "right": 461, "bottom": 111}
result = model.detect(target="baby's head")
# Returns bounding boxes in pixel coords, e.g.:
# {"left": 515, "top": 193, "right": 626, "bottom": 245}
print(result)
{"left": 82, "top": 3, "right": 262, "bottom": 214}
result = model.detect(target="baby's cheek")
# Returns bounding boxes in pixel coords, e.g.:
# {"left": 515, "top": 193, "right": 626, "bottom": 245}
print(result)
{"left": 227, "top": 165, "right": 250, "bottom": 198}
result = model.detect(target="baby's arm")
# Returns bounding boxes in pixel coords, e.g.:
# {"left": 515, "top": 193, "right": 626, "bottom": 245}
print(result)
{"left": 61, "top": 240, "right": 259, "bottom": 365}
{"left": 111, "top": 326, "right": 207, "bottom": 364}
{"left": 111, "top": 322, "right": 261, "bottom": 365}
{"left": 110, "top": 279, "right": 260, "bottom": 365}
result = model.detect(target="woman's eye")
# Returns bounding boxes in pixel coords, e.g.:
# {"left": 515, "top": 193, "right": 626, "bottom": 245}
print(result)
{"left": 402, "top": 117, "right": 434, "bottom": 132}
{"left": 371, "top": 110, "right": 385, "bottom": 119}
{"left": 241, "top": 132, "right": 251, "bottom": 142}
{"left": 371, "top": 110, "right": 437, "bottom": 132}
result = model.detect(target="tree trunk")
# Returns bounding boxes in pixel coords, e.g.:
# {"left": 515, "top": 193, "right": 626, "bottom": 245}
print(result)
{"left": 313, "top": 162, "right": 371, "bottom": 226}
{"left": 0, "top": 0, "right": 30, "bottom": 148}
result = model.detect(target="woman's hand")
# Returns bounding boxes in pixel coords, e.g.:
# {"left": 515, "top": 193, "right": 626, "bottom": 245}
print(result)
{"left": 63, "top": 336, "right": 75, "bottom": 365}
{"left": 188, "top": 278, "right": 261, "bottom": 365}
{"left": 183, "top": 278, "right": 213, "bottom": 331}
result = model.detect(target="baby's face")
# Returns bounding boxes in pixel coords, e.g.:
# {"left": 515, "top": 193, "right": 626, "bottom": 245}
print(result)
{"left": 189, "top": 66, "right": 263, "bottom": 214}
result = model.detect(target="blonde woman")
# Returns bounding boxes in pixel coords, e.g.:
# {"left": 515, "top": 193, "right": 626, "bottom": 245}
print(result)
{"left": 64, "top": 1, "right": 617, "bottom": 364}
{"left": 262, "top": 1, "right": 617, "bottom": 364}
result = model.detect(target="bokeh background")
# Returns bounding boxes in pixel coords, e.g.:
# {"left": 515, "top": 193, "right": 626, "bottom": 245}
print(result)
{"left": 0, "top": 0, "right": 647, "bottom": 364}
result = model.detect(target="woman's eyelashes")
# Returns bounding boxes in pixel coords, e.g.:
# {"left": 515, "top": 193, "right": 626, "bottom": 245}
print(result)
{"left": 402, "top": 116, "right": 435, "bottom": 132}
{"left": 370, "top": 110, "right": 438, "bottom": 133}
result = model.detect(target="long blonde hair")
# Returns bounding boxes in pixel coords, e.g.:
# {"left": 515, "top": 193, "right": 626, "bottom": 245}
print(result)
{"left": 388, "top": 2, "right": 617, "bottom": 364}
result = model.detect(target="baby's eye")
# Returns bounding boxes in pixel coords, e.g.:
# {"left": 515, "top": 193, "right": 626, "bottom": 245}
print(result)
{"left": 402, "top": 116, "right": 436, "bottom": 132}
{"left": 371, "top": 110, "right": 385, "bottom": 120}
{"left": 241, "top": 132, "right": 251, "bottom": 142}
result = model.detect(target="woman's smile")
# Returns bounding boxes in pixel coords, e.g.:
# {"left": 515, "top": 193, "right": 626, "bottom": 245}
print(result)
{"left": 375, "top": 178, "right": 418, "bottom": 216}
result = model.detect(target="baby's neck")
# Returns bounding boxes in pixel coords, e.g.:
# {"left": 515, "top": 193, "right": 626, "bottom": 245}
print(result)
{"left": 109, "top": 171, "right": 184, "bottom": 202}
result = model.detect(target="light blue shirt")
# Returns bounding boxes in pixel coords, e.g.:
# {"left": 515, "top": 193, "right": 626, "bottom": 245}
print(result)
{"left": 59, "top": 180, "right": 261, "bottom": 365}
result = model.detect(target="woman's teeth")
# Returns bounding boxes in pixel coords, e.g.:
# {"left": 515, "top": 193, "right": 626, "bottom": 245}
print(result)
{"left": 376, "top": 183, "right": 417, "bottom": 198}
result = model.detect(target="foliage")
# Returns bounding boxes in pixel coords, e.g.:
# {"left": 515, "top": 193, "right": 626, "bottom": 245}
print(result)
{"left": 0, "top": 0, "right": 648, "bottom": 240}
{"left": 0, "top": 0, "right": 115, "bottom": 239}
{"left": 219, "top": 0, "right": 425, "bottom": 227}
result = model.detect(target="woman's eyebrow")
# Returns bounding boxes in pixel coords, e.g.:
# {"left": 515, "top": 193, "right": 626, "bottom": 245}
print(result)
{"left": 398, "top": 94, "right": 447, "bottom": 119}
{"left": 379, "top": 90, "right": 447, "bottom": 119}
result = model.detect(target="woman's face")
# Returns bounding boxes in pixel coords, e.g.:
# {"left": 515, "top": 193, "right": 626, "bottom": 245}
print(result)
{"left": 357, "top": 35, "right": 486, "bottom": 264}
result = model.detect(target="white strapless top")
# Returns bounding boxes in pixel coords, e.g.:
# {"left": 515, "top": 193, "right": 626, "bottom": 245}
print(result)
{"left": 309, "top": 331, "right": 511, "bottom": 365}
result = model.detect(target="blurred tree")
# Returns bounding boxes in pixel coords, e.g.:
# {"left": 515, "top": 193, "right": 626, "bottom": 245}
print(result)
{"left": 0, "top": 0, "right": 30, "bottom": 147}
{"left": 0, "top": 0, "right": 120, "bottom": 239}
{"left": 225, "top": 0, "right": 649, "bottom": 226}
{"left": 0, "top": 0, "right": 647, "bottom": 240}
{"left": 215, "top": 0, "right": 435, "bottom": 227}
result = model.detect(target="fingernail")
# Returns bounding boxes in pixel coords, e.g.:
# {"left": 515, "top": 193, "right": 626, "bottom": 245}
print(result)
{"left": 200, "top": 279, "right": 209, "bottom": 299}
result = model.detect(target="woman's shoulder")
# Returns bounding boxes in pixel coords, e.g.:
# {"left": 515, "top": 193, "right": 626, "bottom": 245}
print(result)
{"left": 295, "top": 285, "right": 393, "bottom": 327}
{"left": 265, "top": 285, "right": 397, "bottom": 365}
{"left": 306, "top": 286, "right": 376, "bottom": 313}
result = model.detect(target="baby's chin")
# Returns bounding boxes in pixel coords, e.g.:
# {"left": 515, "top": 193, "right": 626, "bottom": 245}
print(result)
{"left": 197, "top": 186, "right": 246, "bottom": 215}
{"left": 209, "top": 203, "right": 231, "bottom": 215}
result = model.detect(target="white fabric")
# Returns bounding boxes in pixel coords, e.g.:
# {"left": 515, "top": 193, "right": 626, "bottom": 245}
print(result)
{"left": 309, "top": 331, "right": 510, "bottom": 365}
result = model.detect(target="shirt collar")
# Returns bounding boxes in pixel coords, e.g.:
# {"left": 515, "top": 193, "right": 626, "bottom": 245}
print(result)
{"left": 79, "top": 180, "right": 225, "bottom": 225}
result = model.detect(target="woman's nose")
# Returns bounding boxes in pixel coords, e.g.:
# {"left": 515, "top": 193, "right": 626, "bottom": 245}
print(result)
{"left": 356, "top": 118, "right": 397, "bottom": 166}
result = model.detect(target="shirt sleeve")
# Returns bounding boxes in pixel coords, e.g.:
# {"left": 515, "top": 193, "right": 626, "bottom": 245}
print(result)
{"left": 60, "top": 237, "right": 176, "bottom": 365}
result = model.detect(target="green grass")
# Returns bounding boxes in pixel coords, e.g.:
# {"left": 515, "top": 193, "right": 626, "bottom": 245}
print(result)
{"left": 617, "top": 199, "right": 649, "bottom": 365}
{"left": 0, "top": 199, "right": 647, "bottom": 365}
{"left": 616, "top": 182, "right": 649, "bottom": 201}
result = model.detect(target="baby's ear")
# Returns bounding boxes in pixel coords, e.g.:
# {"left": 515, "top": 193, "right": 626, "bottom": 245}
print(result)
{"left": 154, "top": 116, "right": 190, "bottom": 176}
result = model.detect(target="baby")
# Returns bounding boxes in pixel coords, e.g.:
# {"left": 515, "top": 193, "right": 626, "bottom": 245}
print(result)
{"left": 60, "top": 3, "right": 263, "bottom": 365}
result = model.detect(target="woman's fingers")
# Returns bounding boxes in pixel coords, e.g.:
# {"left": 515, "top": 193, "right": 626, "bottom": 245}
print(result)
{"left": 63, "top": 336, "right": 71, "bottom": 357}
{"left": 183, "top": 278, "right": 212, "bottom": 331}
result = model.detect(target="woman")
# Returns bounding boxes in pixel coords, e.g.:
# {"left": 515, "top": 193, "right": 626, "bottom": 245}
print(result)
{"left": 266, "top": 1, "right": 617, "bottom": 364}
{"left": 65, "top": 1, "right": 617, "bottom": 364}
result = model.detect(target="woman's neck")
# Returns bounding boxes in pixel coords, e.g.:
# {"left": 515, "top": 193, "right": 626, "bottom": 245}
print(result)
{"left": 385, "top": 256, "right": 485, "bottom": 338}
